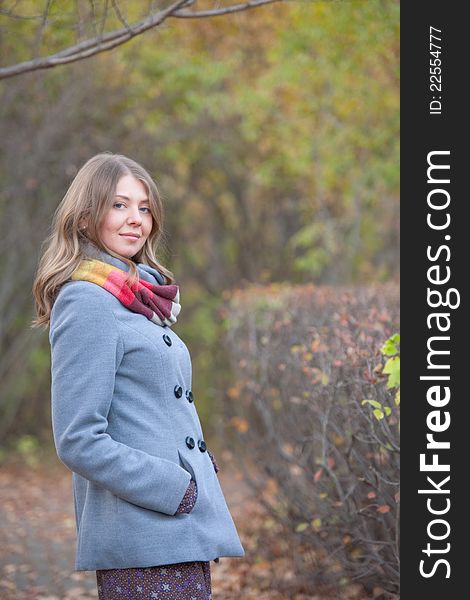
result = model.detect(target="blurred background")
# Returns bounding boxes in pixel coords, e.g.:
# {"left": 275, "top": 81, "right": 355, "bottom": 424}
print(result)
{"left": 0, "top": 1, "right": 399, "bottom": 598}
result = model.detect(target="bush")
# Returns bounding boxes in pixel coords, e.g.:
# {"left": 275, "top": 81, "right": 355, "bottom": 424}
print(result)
{"left": 221, "top": 281, "right": 399, "bottom": 596}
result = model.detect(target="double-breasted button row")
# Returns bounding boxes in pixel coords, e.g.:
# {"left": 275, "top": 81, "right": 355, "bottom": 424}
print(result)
{"left": 185, "top": 436, "right": 207, "bottom": 452}
{"left": 163, "top": 334, "right": 194, "bottom": 402}
{"left": 174, "top": 385, "right": 194, "bottom": 403}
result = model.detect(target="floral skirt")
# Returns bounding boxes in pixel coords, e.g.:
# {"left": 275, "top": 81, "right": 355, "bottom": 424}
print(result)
{"left": 96, "top": 560, "right": 212, "bottom": 600}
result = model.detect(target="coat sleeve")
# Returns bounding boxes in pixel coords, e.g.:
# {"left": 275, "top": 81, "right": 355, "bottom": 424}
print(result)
{"left": 49, "top": 282, "right": 191, "bottom": 516}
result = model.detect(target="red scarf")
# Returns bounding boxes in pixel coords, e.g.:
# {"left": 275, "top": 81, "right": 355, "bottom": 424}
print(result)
{"left": 70, "top": 258, "right": 181, "bottom": 327}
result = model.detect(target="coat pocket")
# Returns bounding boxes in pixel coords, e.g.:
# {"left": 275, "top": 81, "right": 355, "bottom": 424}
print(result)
{"left": 177, "top": 449, "right": 198, "bottom": 514}
{"left": 178, "top": 448, "right": 196, "bottom": 480}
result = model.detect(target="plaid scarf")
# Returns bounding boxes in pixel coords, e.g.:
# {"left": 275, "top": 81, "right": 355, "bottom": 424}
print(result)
{"left": 70, "top": 258, "right": 181, "bottom": 327}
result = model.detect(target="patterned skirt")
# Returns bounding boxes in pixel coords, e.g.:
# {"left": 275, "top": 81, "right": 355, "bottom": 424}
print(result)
{"left": 96, "top": 560, "right": 212, "bottom": 600}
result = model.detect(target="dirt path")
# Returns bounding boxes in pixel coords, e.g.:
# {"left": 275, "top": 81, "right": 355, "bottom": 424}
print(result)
{"left": 0, "top": 456, "right": 262, "bottom": 600}
{"left": 0, "top": 455, "right": 369, "bottom": 600}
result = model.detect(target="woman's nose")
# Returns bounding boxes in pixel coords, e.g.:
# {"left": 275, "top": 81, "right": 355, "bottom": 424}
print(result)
{"left": 127, "top": 208, "right": 142, "bottom": 224}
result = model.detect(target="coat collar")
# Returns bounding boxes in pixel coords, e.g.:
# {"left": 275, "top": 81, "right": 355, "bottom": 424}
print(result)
{"left": 80, "top": 239, "right": 166, "bottom": 285}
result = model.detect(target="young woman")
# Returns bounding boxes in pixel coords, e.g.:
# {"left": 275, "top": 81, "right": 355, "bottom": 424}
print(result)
{"left": 32, "top": 152, "right": 245, "bottom": 599}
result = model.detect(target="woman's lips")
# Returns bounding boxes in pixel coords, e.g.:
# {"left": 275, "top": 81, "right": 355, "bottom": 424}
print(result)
{"left": 120, "top": 234, "right": 140, "bottom": 240}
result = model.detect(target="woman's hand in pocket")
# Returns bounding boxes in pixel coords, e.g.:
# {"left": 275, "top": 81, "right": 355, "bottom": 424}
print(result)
{"left": 174, "top": 478, "right": 198, "bottom": 514}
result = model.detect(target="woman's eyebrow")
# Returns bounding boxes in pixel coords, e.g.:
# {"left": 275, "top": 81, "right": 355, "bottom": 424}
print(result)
{"left": 115, "top": 194, "right": 150, "bottom": 202}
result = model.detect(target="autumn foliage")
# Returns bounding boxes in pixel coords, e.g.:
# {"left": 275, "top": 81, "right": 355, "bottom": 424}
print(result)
{"left": 220, "top": 282, "right": 400, "bottom": 597}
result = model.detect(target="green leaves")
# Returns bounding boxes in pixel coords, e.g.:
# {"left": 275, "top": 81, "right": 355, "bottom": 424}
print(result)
{"left": 383, "top": 356, "right": 400, "bottom": 389}
{"left": 362, "top": 333, "right": 400, "bottom": 420}
{"left": 381, "top": 333, "right": 400, "bottom": 394}
{"left": 361, "top": 399, "right": 392, "bottom": 420}
{"left": 381, "top": 333, "right": 400, "bottom": 357}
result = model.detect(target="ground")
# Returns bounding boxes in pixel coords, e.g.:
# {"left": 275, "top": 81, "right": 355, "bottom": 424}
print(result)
{"left": 0, "top": 455, "right": 370, "bottom": 600}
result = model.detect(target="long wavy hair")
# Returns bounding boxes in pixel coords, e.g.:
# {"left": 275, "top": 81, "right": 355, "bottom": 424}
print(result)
{"left": 31, "top": 152, "right": 175, "bottom": 330}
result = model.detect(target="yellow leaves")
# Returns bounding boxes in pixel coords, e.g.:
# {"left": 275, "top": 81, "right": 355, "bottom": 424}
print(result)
{"left": 336, "top": 96, "right": 361, "bottom": 120}
{"left": 331, "top": 434, "right": 345, "bottom": 446}
{"left": 262, "top": 517, "right": 278, "bottom": 532}
{"left": 295, "top": 518, "right": 321, "bottom": 533}
{"left": 227, "top": 386, "right": 240, "bottom": 399}
{"left": 395, "top": 389, "right": 400, "bottom": 406}
{"left": 230, "top": 416, "right": 249, "bottom": 433}
{"left": 311, "top": 518, "right": 322, "bottom": 530}
{"left": 362, "top": 399, "right": 392, "bottom": 421}
{"left": 349, "top": 547, "right": 364, "bottom": 560}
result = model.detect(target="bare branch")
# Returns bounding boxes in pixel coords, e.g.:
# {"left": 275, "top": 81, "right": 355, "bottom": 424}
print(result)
{"left": 31, "top": 0, "right": 53, "bottom": 59}
{"left": 111, "top": 0, "right": 133, "bottom": 34}
{"left": 0, "top": 0, "right": 192, "bottom": 79}
{"left": 174, "top": 0, "right": 282, "bottom": 18}
{"left": 0, "top": 0, "right": 284, "bottom": 81}
{"left": 0, "top": 9, "right": 43, "bottom": 20}
{"left": 99, "top": 0, "right": 110, "bottom": 38}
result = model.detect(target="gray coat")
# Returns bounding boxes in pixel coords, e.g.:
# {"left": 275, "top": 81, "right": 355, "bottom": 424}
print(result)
{"left": 49, "top": 247, "right": 245, "bottom": 571}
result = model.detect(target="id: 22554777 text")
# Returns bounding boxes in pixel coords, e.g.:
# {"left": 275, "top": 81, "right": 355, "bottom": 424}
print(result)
{"left": 429, "top": 26, "right": 443, "bottom": 115}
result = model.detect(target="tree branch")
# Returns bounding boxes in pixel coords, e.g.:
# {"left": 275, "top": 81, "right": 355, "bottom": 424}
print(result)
{"left": 173, "top": 0, "right": 282, "bottom": 18}
{"left": 111, "top": 0, "right": 133, "bottom": 34}
{"left": 0, "top": 0, "right": 283, "bottom": 80}
{"left": 0, "top": 0, "right": 193, "bottom": 80}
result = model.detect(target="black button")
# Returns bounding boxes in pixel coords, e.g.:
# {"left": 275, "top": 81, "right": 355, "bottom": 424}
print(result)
{"left": 163, "top": 334, "right": 172, "bottom": 346}
{"left": 186, "top": 390, "right": 194, "bottom": 403}
{"left": 174, "top": 385, "right": 183, "bottom": 398}
{"left": 198, "top": 439, "right": 207, "bottom": 452}
{"left": 185, "top": 436, "right": 195, "bottom": 449}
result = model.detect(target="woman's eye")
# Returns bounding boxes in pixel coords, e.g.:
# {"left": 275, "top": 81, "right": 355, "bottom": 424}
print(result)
{"left": 113, "top": 203, "right": 150, "bottom": 213}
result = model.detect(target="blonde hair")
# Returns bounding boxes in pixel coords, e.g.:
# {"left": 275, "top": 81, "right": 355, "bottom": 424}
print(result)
{"left": 31, "top": 152, "right": 175, "bottom": 330}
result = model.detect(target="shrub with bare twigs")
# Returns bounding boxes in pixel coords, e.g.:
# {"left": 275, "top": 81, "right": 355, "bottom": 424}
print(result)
{"left": 221, "top": 282, "right": 400, "bottom": 597}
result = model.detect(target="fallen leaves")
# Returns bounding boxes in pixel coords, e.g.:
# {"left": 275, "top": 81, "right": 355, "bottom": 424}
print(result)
{"left": 0, "top": 457, "right": 377, "bottom": 600}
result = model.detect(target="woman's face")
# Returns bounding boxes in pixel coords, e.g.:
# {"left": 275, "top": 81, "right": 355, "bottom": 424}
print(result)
{"left": 97, "top": 175, "right": 153, "bottom": 258}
